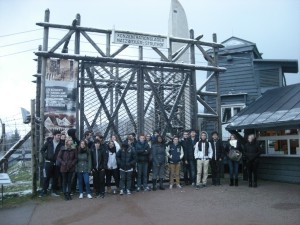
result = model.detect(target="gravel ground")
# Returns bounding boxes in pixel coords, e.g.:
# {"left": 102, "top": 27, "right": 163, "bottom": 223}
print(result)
{"left": 1, "top": 179, "right": 299, "bottom": 225}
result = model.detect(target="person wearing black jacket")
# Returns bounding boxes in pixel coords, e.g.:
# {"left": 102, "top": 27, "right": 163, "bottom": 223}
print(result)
{"left": 244, "top": 134, "right": 262, "bottom": 187}
{"left": 151, "top": 135, "right": 166, "bottom": 191}
{"left": 210, "top": 131, "right": 224, "bottom": 186}
{"left": 181, "top": 130, "right": 197, "bottom": 186}
{"left": 135, "top": 134, "right": 151, "bottom": 192}
{"left": 91, "top": 139, "right": 107, "bottom": 198}
{"left": 39, "top": 130, "right": 63, "bottom": 197}
{"left": 117, "top": 143, "right": 136, "bottom": 195}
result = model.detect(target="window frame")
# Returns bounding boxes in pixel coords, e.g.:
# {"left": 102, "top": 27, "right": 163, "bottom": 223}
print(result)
{"left": 221, "top": 104, "right": 246, "bottom": 124}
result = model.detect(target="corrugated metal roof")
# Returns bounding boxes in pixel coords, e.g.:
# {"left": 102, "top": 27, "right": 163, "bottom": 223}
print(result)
{"left": 226, "top": 83, "right": 300, "bottom": 130}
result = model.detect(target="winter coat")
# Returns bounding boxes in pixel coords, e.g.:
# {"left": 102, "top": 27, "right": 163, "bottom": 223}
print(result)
{"left": 135, "top": 141, "right": 150, "bottom": 163}
{"left": 244, "top": 141, "right": 262, "bottom": 161}
{"left": 116, "top": 147, "right": 136, "bottom": 171}
{"left": 152, "top": 143, "right": 166, "bottom": 166}
{"left": 76, "top": 149, "right": 92, "bottom": 173}
{"left": 57, "top": 146, "right": 77, "bottom": 173}
{"left": 210, "top": 139, "right": 224, "bottom": 161}
{"left": 41, "top": 138, "right": 63, "bottom": 163}
{"left": 225, "top": 140, "right": 243, "bottom": 156}
{"left": 194, "top": 141, "right": 213, "bottom": 160}
{"left": 181, "top": 138, "right": 195, "bottom": 162}
{"left": 166, "top": 144, "right": 184, "bottom": 164}
{"left": 91, "top": 144, "right": 108, "bottom": 171}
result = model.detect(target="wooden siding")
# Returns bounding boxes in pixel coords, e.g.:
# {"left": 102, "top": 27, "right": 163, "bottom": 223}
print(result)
{"left": 258, "top": 157, "right": 300, "bottom": 184}
{"left": 206, "top": 54, "right": 260, "bottom": 106}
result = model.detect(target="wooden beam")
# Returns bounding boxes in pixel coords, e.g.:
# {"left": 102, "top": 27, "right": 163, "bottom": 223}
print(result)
{"left": 197, "top": 96, "right": 217, "bottom": 115}
{"left": 172, "top": 44, "right": 191, "bottom": 62}
{"left": 49, "top": 30, "right": 75, "bottom": 53}
{"left": 35, "top": 51, "right": 227, "bottom": 72}
{"left": 81, "top": 31, "right": 106, "bottom": 57}
{"left": 111, "top": 44, "right": 129, "bottom": 58}
{"left": 152, "top": 47, "right": 169, "bottom": 61}
{"left": 195, "top": 43, "right": 215, "bottom": 65}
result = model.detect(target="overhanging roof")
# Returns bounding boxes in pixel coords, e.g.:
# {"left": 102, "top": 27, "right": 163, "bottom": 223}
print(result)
{"left": 226, "top": 83, "right": 300, "bottom": 130}
{"left": 253, "top": 59, "right": 298, "bottom": 73}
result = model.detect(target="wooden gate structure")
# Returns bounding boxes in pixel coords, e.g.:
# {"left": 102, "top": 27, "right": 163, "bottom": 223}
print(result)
{"left": 35, "top": 9, "right": 226, "bottom": 145}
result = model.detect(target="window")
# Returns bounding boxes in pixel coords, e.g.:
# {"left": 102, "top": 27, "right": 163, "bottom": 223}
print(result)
{"left": 221, "top": 104, "right": 245, "bottom": 123}
{"left": 257, "top": 129, "right": 300, "bottom": 156}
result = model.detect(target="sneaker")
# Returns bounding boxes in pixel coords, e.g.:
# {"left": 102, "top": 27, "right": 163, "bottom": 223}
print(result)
{"left": 39, "top": 191, "right": 46, "bottom": 198}
{"left": 196, "top": 185, "right": 200, "bottom": 190}
{"left": 202, "top": 184, "right": 207, "bottom": 188}
{"left": 120, "top": 190, "right": 124, "bottom": 195}
{"left": 51, "top": 192, "right": 60, "bottom": 197}
{"left": 169, "top": 184, "right": 173, "bottom": 189}
{"left": 177, "top": 184, "right": 182, "bottom": 189}
{"left": 87, "top": 194, "right": 93, "bottom": 199}
{"left": 79, "top": 193, "right": 83, "bottom": 199}
{"left": 127, "top": 189, "right": 131, "bottom": 195}
{"left": 191, "top": 182, "right": 196, "bottom": 187}
{"left": 136, "top": 187, "right": 140, "bottom": 192}
{"left": 144, "top": 187, "right": 151, "bottom": 192}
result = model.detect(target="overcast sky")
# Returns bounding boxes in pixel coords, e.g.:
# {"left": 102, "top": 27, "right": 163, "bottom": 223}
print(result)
{"left": 0, "top": 0, "right": 299, "bottom": 122}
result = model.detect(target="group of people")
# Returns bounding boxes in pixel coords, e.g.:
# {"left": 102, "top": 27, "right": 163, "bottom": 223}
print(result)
{"left": 39, "top": 128, "right": 262, "bottom": 201}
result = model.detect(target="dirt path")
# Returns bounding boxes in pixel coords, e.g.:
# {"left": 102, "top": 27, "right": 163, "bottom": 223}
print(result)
{"left": 1, "top": 180, "right": 300, "bottom": 225}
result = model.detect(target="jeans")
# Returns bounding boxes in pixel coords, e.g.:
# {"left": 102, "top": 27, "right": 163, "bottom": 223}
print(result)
{"left": 185, "top": 160, "right": 196, "bottom": 184}
{"left": 169, "top": 163, "right": 180, "bottom": 185}
{"left": 210, "top": 160, "right": 222, "bottom": 185}
{"left": 137, "top": 162, "right": 148, "bottom": 188}
{"left": 152, "top": 163, "right": 165, "bottom": 179}
{"left": 77, "top": 172, "right": 91, "bottom": 194}
{"left": 42, "top": 162, "right": 59, "bottom": 193}
{"left": 120, "top": 171, "right": 132, "bottom": 191}
{"left": 196, "top": 159, "right": 209, "bottom": 185}
{"left": 62, "top": 172, "right": 73, "bottom": 193}
{"left": 92, "top": 170, "right": 105, "bottom": 195}
{"left": 106, "top": 168, "right": 120, "bottom": 188}
{"left": 228, "top": 159, "right": 239, "bottom": 179}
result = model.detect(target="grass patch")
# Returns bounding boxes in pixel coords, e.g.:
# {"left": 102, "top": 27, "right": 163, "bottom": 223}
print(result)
{"left": 1, "top": 194, "right": 33, "bottom": 208}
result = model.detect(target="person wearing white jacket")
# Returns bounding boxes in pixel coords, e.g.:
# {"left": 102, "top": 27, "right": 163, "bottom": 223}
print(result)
{"left": 194, "top": 131, "right": 212, "bottom": 189}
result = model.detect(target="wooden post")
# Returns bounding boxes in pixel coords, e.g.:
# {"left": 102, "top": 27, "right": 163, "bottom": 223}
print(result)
{"left": 39, "top": 9, "right": 50, "bottom": 151}
{"left": 190, "top": 29, "right": 198, "bottom": 130}
{"left": 0, "top": 123, "right": 6, "bottom": 172}
{"left": 31, "top": 99, "right": 37, "bottom": 196}
{"left": 213, "top": 33, "right": 222, "bottom": 137}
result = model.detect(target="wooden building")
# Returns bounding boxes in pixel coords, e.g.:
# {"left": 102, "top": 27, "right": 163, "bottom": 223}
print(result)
{"left": 204, "top": 37, "right": 298, "bottom": 140}
{"left": 203, "top": 36, "right": 299, "bottom": 184}
{"left": 226, "top": 84, "right": 300, "bottom": 184}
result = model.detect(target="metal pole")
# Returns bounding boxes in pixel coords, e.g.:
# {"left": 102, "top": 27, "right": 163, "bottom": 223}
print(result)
{"left": 39, "top": 9, "right": 50, "bottom": 150}
{"left": 31, "top": 99, "right": 37, "bottom": 196}
{"left": 213, "top": 33, "right": 222, "bottom": 137}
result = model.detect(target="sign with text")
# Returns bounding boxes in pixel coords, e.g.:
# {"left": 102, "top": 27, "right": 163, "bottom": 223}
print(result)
{"left": 113, "top": 31, "right": 168, "bottom": 48}
{"left": 44, "top": 58, "right": 78, "bottom": 136}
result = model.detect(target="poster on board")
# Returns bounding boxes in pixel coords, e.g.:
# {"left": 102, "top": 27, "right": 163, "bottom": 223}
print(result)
{"left": 44, "top": 58, "right": 78, "bottom": 137}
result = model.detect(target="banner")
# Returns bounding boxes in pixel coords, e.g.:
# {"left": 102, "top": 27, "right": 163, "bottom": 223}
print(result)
{"left": 44, "top": 58, "right": 78, "bottom": 136}
{"left": 113, "top": 31, "right": 168, "bottom": 48}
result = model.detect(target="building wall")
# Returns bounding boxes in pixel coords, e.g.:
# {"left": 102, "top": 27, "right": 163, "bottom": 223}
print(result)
{"left": 258, "top": 156, "right": 300, "bottom": 184}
